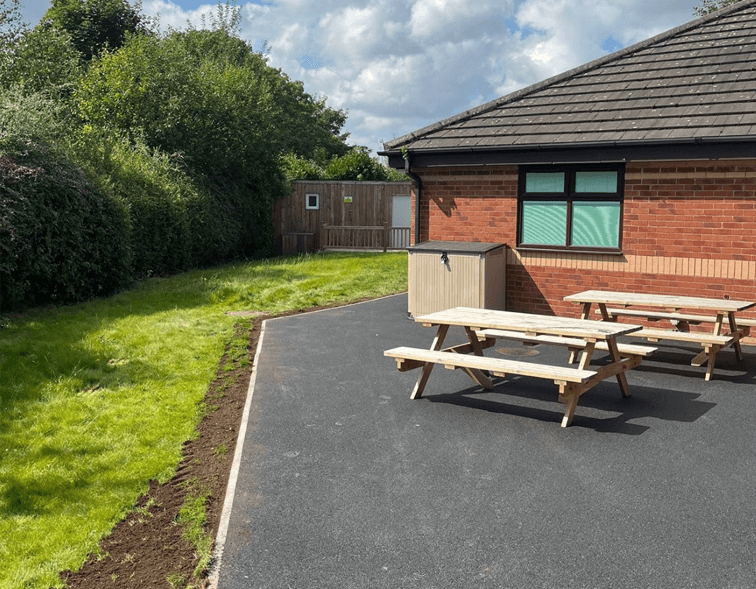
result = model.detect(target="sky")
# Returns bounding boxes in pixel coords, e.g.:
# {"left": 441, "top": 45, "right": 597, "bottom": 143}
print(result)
{"left": 22, "top": 0, "right": 704, "bottom": 156}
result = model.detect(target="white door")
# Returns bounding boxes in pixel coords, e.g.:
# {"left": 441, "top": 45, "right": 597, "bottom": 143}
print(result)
{"left": 390, "top": 195, "right": 411, "bottom": 248}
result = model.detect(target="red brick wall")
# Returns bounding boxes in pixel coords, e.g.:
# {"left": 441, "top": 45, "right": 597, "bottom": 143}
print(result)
{"left": 410, "top": 160, "right": 756, "bottom": 326}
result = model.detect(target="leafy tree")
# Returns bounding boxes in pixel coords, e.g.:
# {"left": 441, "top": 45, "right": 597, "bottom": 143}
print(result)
{"left": 75, "top": 29, "right": 349, "bottom": 176}
{"left": 39, "top": 0, "right": 150, "bottom": 62}
{"left": 324, "top": 147, "right": 407, "bottom": 181}
{"left": 0, "top": 0, "right": 26, "bottom": 50}
{"left": 75, "top": 28, "right": 350, "bottom": 259}
{"left": 199, "top": 0, "right": 242, "bottom": 37}
{"left": 693, "top": 0, "right": 739, "bottom": 16}
{"left": 0, "top": 26, "right": 81, "bottom": 97}
{"left": 280, "top": 153, "right": 326, "bottom": 183}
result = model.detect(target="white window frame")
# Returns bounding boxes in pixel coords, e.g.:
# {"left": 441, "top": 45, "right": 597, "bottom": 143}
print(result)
{"left": 305, "top": 193, "right": 319, "bottom": 210}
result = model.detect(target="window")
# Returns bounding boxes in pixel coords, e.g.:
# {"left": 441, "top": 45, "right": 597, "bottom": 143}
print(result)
{"left": 518, "top": 164, "right": 624, "bottom": 252}
{"left": 305, "top": 193, "right": 319, "bottom": 210}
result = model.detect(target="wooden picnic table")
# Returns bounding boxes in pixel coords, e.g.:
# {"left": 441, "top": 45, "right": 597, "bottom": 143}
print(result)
{"left": 385, "top": 307, "right": 645, "bottom": 427}
{"left": 564, "top": 290, "right": 755, "bottom": 381}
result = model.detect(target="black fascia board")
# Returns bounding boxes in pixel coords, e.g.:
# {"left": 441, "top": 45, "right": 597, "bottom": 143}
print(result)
{"left": 381, "top": 137, "right": 756, "bottom": 169}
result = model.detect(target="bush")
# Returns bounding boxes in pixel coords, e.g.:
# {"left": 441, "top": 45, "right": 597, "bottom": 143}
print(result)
{"left": 325, "top": 147, "right": 407, "bottom": 181}
{"left": 280, "top": 152, "right": 326, "bottom": 184}
{"left": 70, "top": 126, "right": 276, "bottom": 278}
{"left": 0, "top": 27, "right": 81, "bottom": 98}
{"left": 71, "top": 126, "right": 197, "bottom": 276}
{"left": 0, "top": 137, "right": 131, "bottom": 310}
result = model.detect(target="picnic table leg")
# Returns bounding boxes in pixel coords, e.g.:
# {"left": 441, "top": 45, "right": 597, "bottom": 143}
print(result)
{"left": 606, "top": 338, "right": 631, "bottom": 397}
{"left": 704, "top": 344, "right": 721, "bottom": 382}
{"left": 411, "top": 324, "right": 449, "bottom": 400}
{"left": 577, "top": 340, "right": 596, "bottom": 371}
{"left": 728, "top": 312, "right": 745, "bottom": 362}
{"left": 460, "top": 326, "right": 493, "bottom": 390}
{"left": 559, "top": 384, "right": 579, "bottom": 427}
{"left": 569, "top": 303, "right": 593, "bottom": 364}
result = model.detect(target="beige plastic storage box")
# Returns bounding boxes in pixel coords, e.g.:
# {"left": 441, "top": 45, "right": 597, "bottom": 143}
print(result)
{"left": 407, "top": 241, "right": 506, "bottom": 318}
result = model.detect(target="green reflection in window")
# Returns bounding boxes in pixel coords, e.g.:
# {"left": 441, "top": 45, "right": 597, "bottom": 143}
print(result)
{"left": 526, "top": 172, "right": 565, "bottom": 193}
{"left": 575, "top": 171, "right": 618, "bottom": 193}
{"left": 521, "top": 201, "right": 567, "bottom": 245}
{"left": 571, "top": 201, "right": 620, "bottom": 247}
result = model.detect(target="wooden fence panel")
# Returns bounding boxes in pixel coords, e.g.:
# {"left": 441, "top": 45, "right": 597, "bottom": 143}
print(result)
{"left": 275, "top": 181, "right": 412, "bottom": 253}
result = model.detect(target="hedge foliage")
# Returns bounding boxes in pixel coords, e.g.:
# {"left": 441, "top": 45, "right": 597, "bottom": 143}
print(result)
{"left": 0, "top": 137, "right": 131, "bottom": 309}
{"left": 281, "top": 148, "right": 407, "bottom": 184}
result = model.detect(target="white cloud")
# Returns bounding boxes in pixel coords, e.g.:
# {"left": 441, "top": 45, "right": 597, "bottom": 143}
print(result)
{"left": 141, "top": 0, "right": 217, "bottom": 32}
{"left": 134, "top": 0, "right": 702, "bottom": 153}
{"left": 409, "top": 0, "right": 512, "bottom": 40}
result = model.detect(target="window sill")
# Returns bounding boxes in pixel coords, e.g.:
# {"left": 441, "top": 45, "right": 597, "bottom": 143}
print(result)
{"left": 516, "top": 246, "right": 624, "bottom": 256}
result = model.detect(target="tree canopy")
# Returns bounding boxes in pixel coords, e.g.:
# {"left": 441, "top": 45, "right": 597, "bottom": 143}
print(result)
{"left": 39, "top": 0, "right": 150, "bottom": 61}
{"left": 75, "top": 29, "right": 348, "bottom": 179}
{"left": 693, "top": 0, "right": 739, "bottom": 16}
{"left": 0, "top": 0, "right": 25, "bottom": 49}
{"left": 0, "top": 26, "right": 81, "bottom": 96}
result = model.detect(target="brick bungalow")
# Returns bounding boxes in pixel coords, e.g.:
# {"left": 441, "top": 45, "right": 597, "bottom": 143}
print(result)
{"left": 381, "top": 1, "right": 756, "bottom": 325}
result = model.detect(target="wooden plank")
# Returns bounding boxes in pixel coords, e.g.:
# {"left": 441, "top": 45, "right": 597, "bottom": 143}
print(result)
{"left": 476, "top": 329, "right": 657, "bottom": 356}
{"left": 734, "top": 318, "right": 756, "bottom": 326}
{"left": 625, "top": 328, "right": 731, "bottom": 345}
{"left": 565, "top": 290, "right": 755, "bottom": 313}
{"left": 599, "top": 308, "right": 715, "bottom": 324}
{"left": 384, "top": 347, "right": 597, "bottom": 383}
{"left": 415, "top": 307, "right": 642, "bottom": 339}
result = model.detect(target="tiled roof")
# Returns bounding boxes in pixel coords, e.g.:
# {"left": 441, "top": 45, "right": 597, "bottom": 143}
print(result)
{"left": 384, "top": 1, "right": 756, "bottom": 153}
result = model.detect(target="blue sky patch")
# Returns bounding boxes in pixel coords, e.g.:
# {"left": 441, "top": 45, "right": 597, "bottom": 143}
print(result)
{"left": 601, "top": 36, "right": 623, "bottom": 53}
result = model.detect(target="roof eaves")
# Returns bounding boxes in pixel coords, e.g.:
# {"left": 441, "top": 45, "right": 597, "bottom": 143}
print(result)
{"left": 382, "top": 0, "right": 756, "bottom": 154}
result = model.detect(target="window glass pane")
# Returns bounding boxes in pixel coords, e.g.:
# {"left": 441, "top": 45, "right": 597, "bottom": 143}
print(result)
{"left": 571, "top": 201, "right": 620, "bottom": 248}
{"left": 521, "top": 201, "right": 567, "bottom": 245}
{"left": 526, "top": 172, "right": 565, "bottom": 193}
{"left": 575, "top": 171, "right": 618, "bottom": 193}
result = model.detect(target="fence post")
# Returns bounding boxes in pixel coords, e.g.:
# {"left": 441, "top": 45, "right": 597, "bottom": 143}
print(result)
{"left": 383, "top": 222, "right": 389, "bottom": 252}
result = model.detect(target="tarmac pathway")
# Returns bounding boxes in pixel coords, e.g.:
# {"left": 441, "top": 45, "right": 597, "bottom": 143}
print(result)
{"left": 212, "top": 293, "right": 756, "bottom": 589}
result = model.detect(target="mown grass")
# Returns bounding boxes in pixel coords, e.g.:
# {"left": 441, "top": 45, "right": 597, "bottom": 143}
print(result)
{"left": 0, "top": 251, "right": 407, "bottom": 589}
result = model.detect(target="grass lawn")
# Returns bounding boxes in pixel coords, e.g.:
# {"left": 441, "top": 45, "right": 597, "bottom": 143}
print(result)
{"left": 0, "top": 251, "right": 407, "bottom": 589}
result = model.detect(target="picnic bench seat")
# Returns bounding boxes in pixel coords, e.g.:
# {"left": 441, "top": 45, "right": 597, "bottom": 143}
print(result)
{"left": 597, "top": 307, "right": 718, "bottom": 326}
{"left": 385, "top": 345, "right": 632, "bottom": 427}
{"left": 476, "top": 328, "right": 657, "bottom": 357}
{"left": 732, "top": 317, "right": 756, "bottom": 327}
{"left": 598, "top": 307, "right": 756, "bottom": 329}
{"left": 385, "top": 347, "right": 597, "bottom": 388}
{"left": 625, "top": 328, "right": 731, "bottom": 346}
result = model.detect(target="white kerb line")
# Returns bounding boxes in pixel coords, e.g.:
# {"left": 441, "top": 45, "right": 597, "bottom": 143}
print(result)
{"left": 206, "top": 319, "right": 268, "bottom": 589}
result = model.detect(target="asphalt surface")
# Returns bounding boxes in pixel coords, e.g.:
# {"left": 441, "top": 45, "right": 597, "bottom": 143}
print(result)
{"left": 216, "top": 293, "right": 756, "bottom": 589}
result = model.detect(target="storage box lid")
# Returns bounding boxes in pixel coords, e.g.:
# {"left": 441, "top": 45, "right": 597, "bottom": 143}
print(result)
{"left": 407, "top": 241, "right": 505, "bottom": 255}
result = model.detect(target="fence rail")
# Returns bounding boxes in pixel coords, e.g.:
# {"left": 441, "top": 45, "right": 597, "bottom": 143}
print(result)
{"left": 320, "top": 224, "right": 410, "bottom": 251}
{"left": 321, "top": 225, "right": 385, "bottom": 250}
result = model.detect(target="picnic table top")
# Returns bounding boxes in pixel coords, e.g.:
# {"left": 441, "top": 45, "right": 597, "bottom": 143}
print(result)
{"left": 564, "top": 290, "right": 755, "bottom": 313}
{"left": 414, "top": 307, "right": 641, "bottom": 340}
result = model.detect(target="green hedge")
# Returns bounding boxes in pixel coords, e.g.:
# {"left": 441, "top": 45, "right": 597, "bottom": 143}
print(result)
{"left": 72, "top": 128, "right": 196, "bottom": 276}
{"left": 72, "top": 128, "right": 275, "bottom": 277}
{"left": 0, "top": 138, "right": 131, "bottom": 310}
